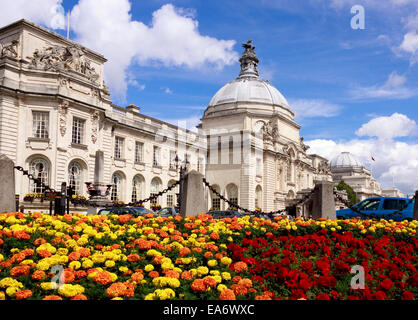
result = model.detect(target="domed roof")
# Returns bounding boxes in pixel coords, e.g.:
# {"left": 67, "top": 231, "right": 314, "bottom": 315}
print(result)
{"left": 205, "top": 40, "right": 290, "bottom": 114}
{"left": 330, "top": 152, "right": 363, "bottom": 168}
{"left": 208, "top": 78, "right": 289, "bottom": 108}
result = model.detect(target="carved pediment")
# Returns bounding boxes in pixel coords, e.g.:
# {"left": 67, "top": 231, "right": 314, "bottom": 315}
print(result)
{"left": 27, "top": 44, "right": 100, "bottom": 83}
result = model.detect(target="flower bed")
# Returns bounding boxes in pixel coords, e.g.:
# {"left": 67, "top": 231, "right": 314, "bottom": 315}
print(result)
{"left": 0, "top": 212, "right": 416, "bottom": 300}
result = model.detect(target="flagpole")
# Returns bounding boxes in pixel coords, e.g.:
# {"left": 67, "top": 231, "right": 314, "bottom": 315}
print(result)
{"left": 67, "top": 11, "right": 70, "bottom": 40}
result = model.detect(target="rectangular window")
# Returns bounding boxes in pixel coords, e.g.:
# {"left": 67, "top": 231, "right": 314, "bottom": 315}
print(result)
{"left": 153, "top": 146, "right": 161, "bottom": 166}
{"left": 212, "top": 198, "right": 220, "bottom": 211}
{"left": 135, "top": 141, "right": 144, "bottom": 163}
{"left": 32, "top": 111, "right": 49, "bottom": 138}
{"left": 72, "top": 117, "right": 85, "bottom": 144}
{"left": 114, "top": 137, "right": 124, "bottom": 159}
{"left": 169, "top": 150, "right": 177, "bottom": 170}
{"left": 167, "top": 194, "right": 174, "bottom": 207}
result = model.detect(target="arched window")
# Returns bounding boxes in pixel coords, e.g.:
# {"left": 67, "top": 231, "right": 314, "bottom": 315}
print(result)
{"left": 150, "top": 178, "right": 161, "bottom": 205}
{"left": 210, "top": 185, "right": 221, "bottom": 210}
{"left": 166, "top": 180, "right": 178, "bottom": 207}
{"left": 68, "top": 161, "right": 82, "bottom": 195}
{"left": 131, "top": 175, "right": 144, "bottom": 203}
{"left": 255, "top": 185, "right": 262, "bottom": 210}
{"left": 226, "top": 184, "right": 238, "bottom": 209}
{"left": 111, "top": 173, "right": 122, "bottom": 201}
{"left": 29, "top": 158, "right": 49, "bottom": 193}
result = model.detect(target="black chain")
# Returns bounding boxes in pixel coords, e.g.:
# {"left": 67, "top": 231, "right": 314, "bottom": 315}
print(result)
{"left": 202, "top": 177, "right": 315, "bottom": 219}
{"left": 333, "top": 191, "right": 415, "bottom": 220}
{"left": 93, "top": 176, "right": 185, "bottom": 209}
{"left": 14, "top": 166, "right": 55, "bottom": 193}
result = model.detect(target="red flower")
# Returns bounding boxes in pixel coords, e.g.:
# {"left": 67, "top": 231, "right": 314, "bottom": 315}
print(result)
{"left": 402, "top": 291, "right": 414, "bottom": 300}
{"left": 378, "top": 278, "right": 393, "bottom": 291}
{"left": 316, "top": 294, "right": 331, "bottom": 300}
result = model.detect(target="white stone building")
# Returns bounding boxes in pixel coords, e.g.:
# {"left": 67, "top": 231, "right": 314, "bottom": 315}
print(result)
{"left": 330, "top": 152, "right": 403, "bottom": 201}
{"left": 0, "top": 20, "right": 332, "bottom": 213}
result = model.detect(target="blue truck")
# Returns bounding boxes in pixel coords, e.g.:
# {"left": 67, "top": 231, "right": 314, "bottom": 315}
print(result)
{"left": 336, "top": 196, "right": 415, "bottom": 221}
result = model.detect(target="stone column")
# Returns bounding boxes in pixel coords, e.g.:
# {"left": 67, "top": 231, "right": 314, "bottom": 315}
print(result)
{"left": 413, "top": 191, "right": 418, "bottom": 220}
{"left": 311, "top": 180, "right": 336, "bottom": 220}
{"left": 180, "top": 170, "right": 207, "bottom": 217}
{"left": 0, "top": 154, "right": 16, "bottom": 212}
{"left": 87, "top": 150, "right": 112, "bottom": 214}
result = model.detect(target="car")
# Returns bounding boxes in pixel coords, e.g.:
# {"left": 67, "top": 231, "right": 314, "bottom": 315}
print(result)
{"left": 336, "top": 196, "right": 415, "bottom": 221}
{"left": 206, "top": 210, "right": 242, "bottom": 219}
{"left": 97, "top": 206, "right": 152, "bottom": 217}
{"left": 157, "top": 207, "right": 180, "bottom": 217}
{"left": 130, "top": 207, "right": 153, "bottom": 216}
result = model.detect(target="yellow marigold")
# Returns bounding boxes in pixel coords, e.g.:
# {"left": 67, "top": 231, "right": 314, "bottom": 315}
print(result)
{"left": 144, "top": 264, "right": 154, "bottom": 272}
{"left": 82, "top": 259, "right": 94, "bottom": 269}
{"left": 220, "top": 257, "right": 232, "bottom": 267}
{"left": 0, "top": 291, "right": 5, "bottom": 300}
{"left": 6, "top": 286, "right": 18, "bottom": 297}
{"left": 197, "top": 266, "right": 209, "bottom": 276}
{"left": 69, "top": 261, "right": 81, "bottom": 270}
{"left": 105, "top": 260, "right": 116, "bottom": 268}
{"left": 58, "top": 284, "right": 85, "bottom": 298}
{"left": 221, "top": 272, "right": 231, "bottom": 281}
{"left": 207, "top": 259, "right": 218, "bottom": 267}
{"left": 217, "top": 284, "right": 227, "bottom": 292}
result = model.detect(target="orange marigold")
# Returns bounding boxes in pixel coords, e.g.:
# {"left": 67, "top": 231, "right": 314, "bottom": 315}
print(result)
{"left": 43, "top": 295, "right": 63, "bottom": 300}
{"left": 127, "top": 254, "right": 140, "bottom": 262}
{"left": 181, "top": 271, "right": 192, "bottom": 281}
{"left": 219, "top": 289, "right": 236, "bottom": 300}
{"left": 179, "top": 247, "right": 191, "bottom": 257}
{"left": 37, "top": 250, "right": 52, "bottom": 258}
{"left": 131, "top": 272, "right": 144, "bottom": 283}
{"left": 68, "top": 251, "right": 81, "bottom": 262}
{"left": 238, "top": 278, "right": 253, "bottom": 288}
{"left": 75, "top": 270, "right": 87, "bottom": 279}
{"left": 10, "top": 265, "right": 31, "bottom": 277}
{"left": 210, "top": 232, "right": 220, "bottom": 240}
{"left": 164, "top": 270, "right": 180, "bottom": 279}
{"left": 233, "top": 261, "right": 248, "bottom": 273}
{"left": 255, "top": 294, "right": 272, "bottom": 300}
{"left": 93, "top": 271, "right": 114, "bottom": 285}
{"left": 62, "top": 269, "right": 75, "bottom": 283}
{"left": 16, "top": 290, "right": 32, "bottom": 300}
{"left": 32, "top": 270, "right": 46, "bottom": 281}
{"left": 148, "top": 271, "right": 159, "bottom": 279}
{"left": 231, "top": 284, "right": 247, "bottom": 296}
{"left": 78, "top": 248, "right": 91, "bottom": 258}
{"left": 204, "top": 251, "right": 213, "bottom": 259}
{"left": 191, "top": 279, "right": 207, "bottom": 292}
{"left": 203, "top": 277, "right": 217, "bottom": 288}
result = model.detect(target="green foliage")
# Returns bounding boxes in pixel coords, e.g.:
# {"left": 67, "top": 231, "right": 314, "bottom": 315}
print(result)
{"left": 336, "top": 180, "right": 358, "bottom": 206}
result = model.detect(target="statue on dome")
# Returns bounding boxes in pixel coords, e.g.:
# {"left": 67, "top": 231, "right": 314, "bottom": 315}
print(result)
{"left": 238, "top": 40, "right": 259, "bottom": 78}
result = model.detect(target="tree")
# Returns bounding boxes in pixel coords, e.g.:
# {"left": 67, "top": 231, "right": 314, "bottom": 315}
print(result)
{"left": 336, "top": 180, "right": 358, "bottom": 207}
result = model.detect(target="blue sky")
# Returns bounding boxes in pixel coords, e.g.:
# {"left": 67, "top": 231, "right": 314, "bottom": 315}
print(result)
{"left": 1, "top": 0, "right": 417, "bottom": 194}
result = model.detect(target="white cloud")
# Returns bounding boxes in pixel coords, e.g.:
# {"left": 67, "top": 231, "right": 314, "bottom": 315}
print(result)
{"left": 0, "top": 0, "right": 65, "bottom": 29}
{"left": 288, "top": 99, "right": 343, "bottom": 119}
{"left": 356, "top": 112, "right": 418, "bottom": 140}
{"left": 350, "top": 71, "right": 417, "bottom": 99}
{"left": 163, "top": 87, "right": 173, "bottom": 94}
{"left": 69, "top": 0, "right": 238, "bottom": 102}
{"left": 306, "top": 113, "right": 418, "bottom": 194}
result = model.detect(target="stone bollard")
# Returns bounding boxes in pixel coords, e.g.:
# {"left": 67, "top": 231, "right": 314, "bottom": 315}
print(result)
{"left": 180, "top": 170, "right": 207, "bottom": 217}
{"left": 0, "top": 154, "right": 16, "bottom": 213}
{"left": 311, "top": 180, "right": 336, "bottom": 220}
{"left": 413, "top": 191, "right": 418, "bottom": 220}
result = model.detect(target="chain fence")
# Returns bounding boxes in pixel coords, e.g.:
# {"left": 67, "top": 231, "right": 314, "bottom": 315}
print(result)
{"left": 14, "top": 166, "right": 56, "bottom": 193}
{"left": 202, "top": 177, "right": 315, "bottom": 219}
